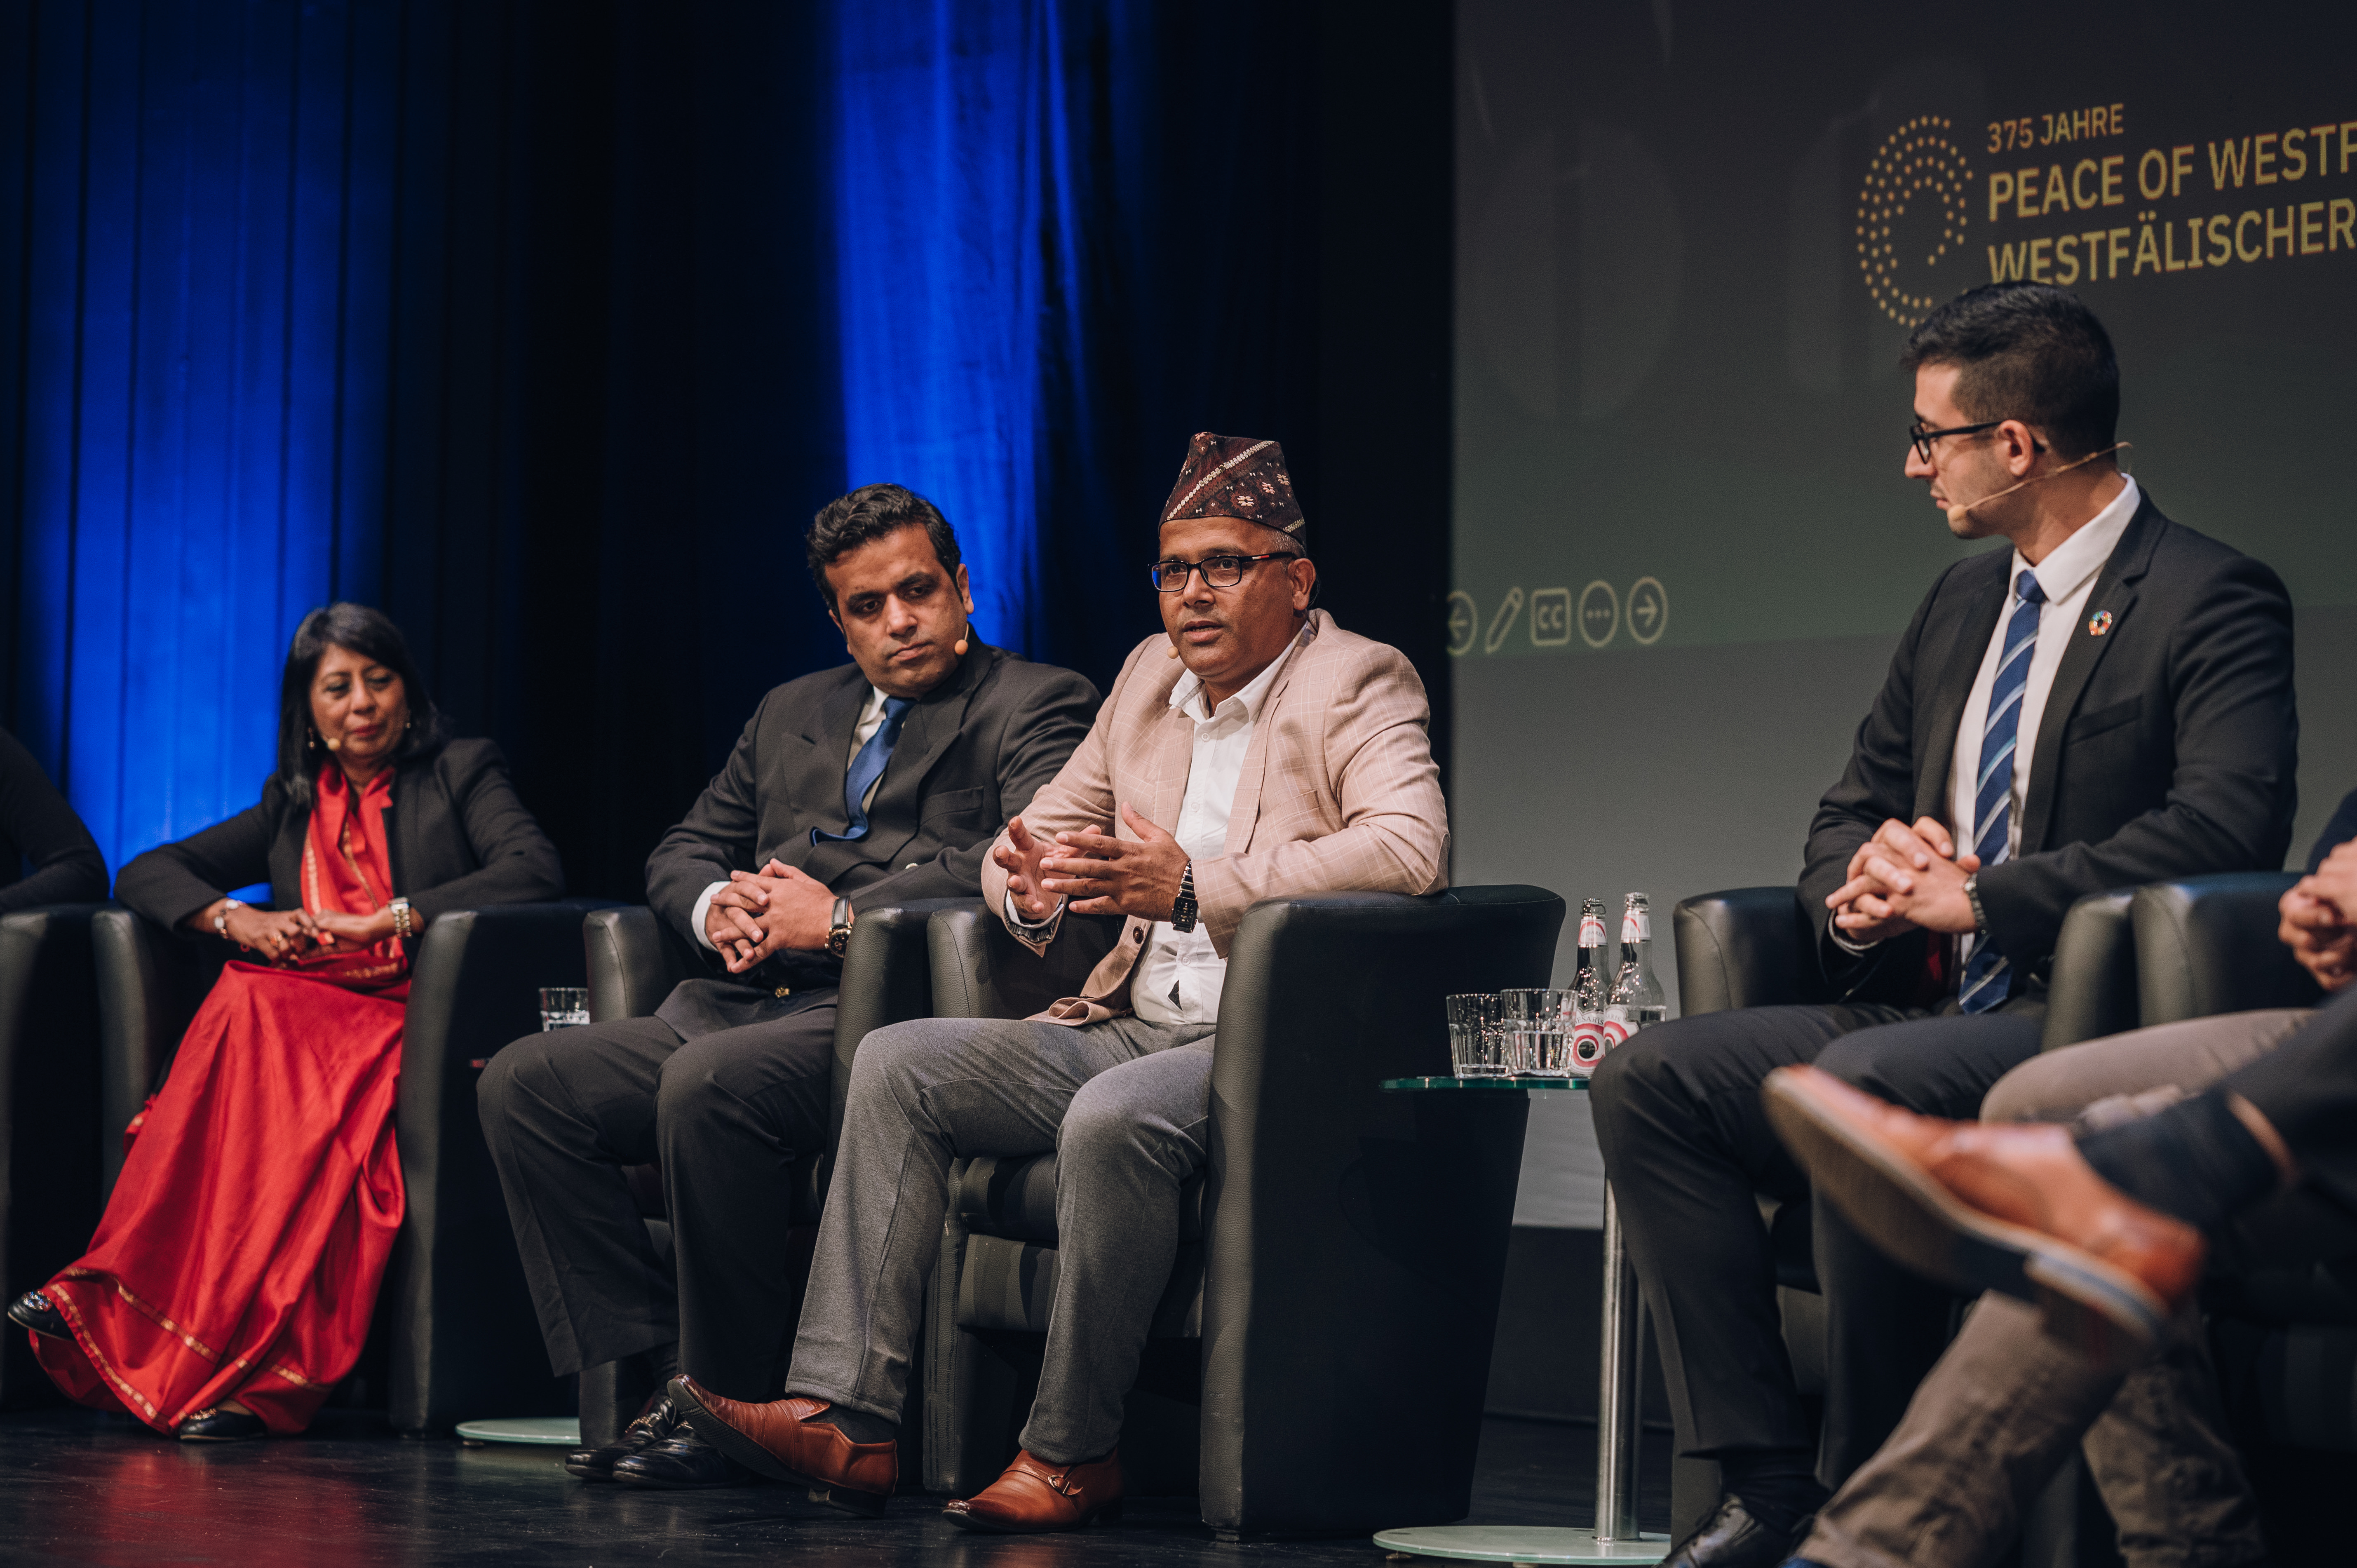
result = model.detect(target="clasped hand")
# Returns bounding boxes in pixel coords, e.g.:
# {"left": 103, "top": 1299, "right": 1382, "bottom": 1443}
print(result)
{"left": 705, "top": 859, "right": 838, "bottom": 973}
{"left": 2279, "top": 839, "right": 2357, "bottom": 993}
{"left": 993, "top": 804, "right": 1186, "bottom": 922}
{"left": 1827, "top": 817, "right": 1981, "bottom": 943}
{"left": 210, "top": 902, "right": 394, "bottom": 961}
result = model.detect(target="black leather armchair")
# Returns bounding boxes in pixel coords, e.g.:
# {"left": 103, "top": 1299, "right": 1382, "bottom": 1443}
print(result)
{"left": 574, "top": 900, "right": 961, "bottom": 1449}
{"left": 0, "top": 904, "right": 106, "bottom": 1407}
{"left": 923, "top": 886, "right": 1565, "bottom": 1538}
{"left": 2125, "top": 872, "right": 2345, "bottom": 1558}
{"left": 92, "top": 900, "right": 611, "bottom": 1433}
{"left": 1668, "top": 884, "right": 2143, "bottom": 1538}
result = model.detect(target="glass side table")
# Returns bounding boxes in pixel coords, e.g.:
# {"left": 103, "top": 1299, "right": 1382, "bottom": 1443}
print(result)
{"left": 1371, "top": 1077, "right": 1670, "bottom": 1566}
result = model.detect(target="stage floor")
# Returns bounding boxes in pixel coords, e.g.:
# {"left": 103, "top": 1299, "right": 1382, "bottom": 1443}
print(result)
{"left": 0, "top": 1409, "right": 1674, "bottom": 1567}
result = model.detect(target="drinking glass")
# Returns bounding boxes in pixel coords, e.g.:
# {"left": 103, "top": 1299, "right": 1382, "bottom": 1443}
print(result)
{"left": 1446, "top": 993, "right": 1512, "bottom": 1078}
{"left": 539, "top": 987, "right": 590, "bottom": 1031}
{"left": 1502, "top": 988, "right": 1575, "bottom": 1077}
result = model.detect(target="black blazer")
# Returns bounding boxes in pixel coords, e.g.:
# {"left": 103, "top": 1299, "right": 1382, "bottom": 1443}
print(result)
{"left": 114, "top": 737, "right": 564, "bottom": 939}
{"left": 1804, "top": 492, "right": 2298, "bottom": 999}
{"left": 646, "top": 641, "right": 1099, "bottom": 988}
{"left": 0, "top": 725, "right": 108, "bottom": 914}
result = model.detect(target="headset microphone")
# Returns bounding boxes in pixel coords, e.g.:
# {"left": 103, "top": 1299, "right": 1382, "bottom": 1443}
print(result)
{"left": 1944, "top": 441, "right": 2128, "bottom": 528}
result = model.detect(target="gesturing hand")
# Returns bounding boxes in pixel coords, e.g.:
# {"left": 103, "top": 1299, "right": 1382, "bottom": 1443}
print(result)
{"left": 1040, "top": 804, "right": 1190, "bottom": 920}
{"left": 1827, "top": 817, "right": 1980, "bottom": 941}
{"left": 991, "top": 816, "right": 1062, "bottom": 922}
{"left": 2280, "top": 878, "right": 2357, "bottom": 992}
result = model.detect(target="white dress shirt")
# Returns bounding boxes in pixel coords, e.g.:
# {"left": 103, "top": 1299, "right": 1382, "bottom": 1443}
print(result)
{"left": 1006, "top": 628, "right": 1306, "bottom": 1025}
{"left": 692, "top": 683, "right": 893, "bottom": 953}
{"left": 1127, "top": 631, "right": 1304, "bottom": 1025}
{"left": 1946, "top": 474, "right": 2139, "bottom": 867}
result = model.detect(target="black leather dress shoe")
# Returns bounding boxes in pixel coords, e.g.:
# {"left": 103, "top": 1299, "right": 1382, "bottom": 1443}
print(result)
{"left": 7, "top": 1289, "right": 68, "bottom": 1339}
{"left": 178, "top": 1407, "right": 268, "bottom": 1442}
{"left": 612, "top": 1427, "right": 764, "bottom": 1489}
{"left": 1661, "top": 1495, "right": 1810, "bottom": 1568}
{"left": 565, "top": 1394, "right": 682, "bottom": 1481}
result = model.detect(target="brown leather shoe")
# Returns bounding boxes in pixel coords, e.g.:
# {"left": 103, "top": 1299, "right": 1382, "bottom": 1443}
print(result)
{"left": 943, "top": 1449, "right": 1124, "bottom": 1533}
{"left": 667, "top": 1377, "right": 896, "bottom": 1517}
{"left": 1763, "top": 1064, "right": 2205, "bottom": 1363}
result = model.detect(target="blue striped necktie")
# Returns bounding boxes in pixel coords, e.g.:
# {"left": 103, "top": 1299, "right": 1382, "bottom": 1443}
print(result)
{"left": 812, "top": 696, "right": 914, "bottom": 845}
{"left": 1958, "top": 569, "right": 2045, "bottom": 1013}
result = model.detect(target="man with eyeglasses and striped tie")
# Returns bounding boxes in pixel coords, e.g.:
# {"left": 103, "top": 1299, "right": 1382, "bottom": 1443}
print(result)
{"left": 1587, "top": 282, "right": 2299, "bottom": 1568}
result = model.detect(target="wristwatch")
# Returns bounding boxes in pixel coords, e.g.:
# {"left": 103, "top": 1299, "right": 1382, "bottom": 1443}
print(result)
{"left": 827, "top": 897, "right": 856, "bottom": 958}
{"left": 1963, "top": 872, "right": 1989, "bottom": 936}
{"left": 390, "top": 897, "right": 415, "bottom": 940}
{"left": 1169, "top": 861, "right": 1199, "bottom": 933}
{"left": 213, "top": 898, "right": 244, "bottom": 937}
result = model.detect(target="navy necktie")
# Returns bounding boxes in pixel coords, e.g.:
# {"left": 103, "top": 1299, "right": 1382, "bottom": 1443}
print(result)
{"left": 812, "top": 697, "right": 914, "bottom": 845}
{"left": 1958, "top": 570, "right": 2045, "bottom": 1013}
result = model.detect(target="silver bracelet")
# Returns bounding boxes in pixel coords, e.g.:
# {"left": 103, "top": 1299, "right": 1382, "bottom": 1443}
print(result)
{"left": 213, "top": 897, "right": 245, "bottom": 937}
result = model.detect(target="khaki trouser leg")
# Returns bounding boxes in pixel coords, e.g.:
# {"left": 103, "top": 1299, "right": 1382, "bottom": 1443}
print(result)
{"left": 1798, "top": 1009, "right": 2312, "bottom": 1568}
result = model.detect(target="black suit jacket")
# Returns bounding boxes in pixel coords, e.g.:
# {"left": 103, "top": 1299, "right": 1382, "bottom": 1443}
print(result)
{"left": 1804, "top": 491, "right": 2298, "bottom": 1000}
{"left": 115, "top": 737, "right": 565, "bottom": 939}
{"left": 0, "top": 724, "right": 108, "bottom": 913}
{"left": 644, "top": 641, "right": 1099, "bottom": 1021}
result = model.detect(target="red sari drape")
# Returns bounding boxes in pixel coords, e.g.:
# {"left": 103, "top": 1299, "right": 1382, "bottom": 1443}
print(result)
{"left": 37, "top": 769, "right": 411, "bottom": 1434}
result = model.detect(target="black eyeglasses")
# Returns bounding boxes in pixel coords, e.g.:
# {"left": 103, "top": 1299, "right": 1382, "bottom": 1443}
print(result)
{"left": 1149, "top": 553, "right": 1295, "bottom": 593}
{"left": 1908, "top": 419, "right": 2003, "bottom": 463}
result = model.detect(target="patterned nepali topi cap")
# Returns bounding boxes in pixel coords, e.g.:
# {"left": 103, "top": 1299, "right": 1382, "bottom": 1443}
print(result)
{"left": 1160, "top": 432, "right": 1305, "bottom": 543}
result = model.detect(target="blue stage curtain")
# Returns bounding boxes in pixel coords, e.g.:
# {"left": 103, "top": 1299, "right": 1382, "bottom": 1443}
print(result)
{"left": 0, "top": 0, "right": 410, "bottom": 879}
{"left": 831, "top": 0, "right": 1109, "bottom": 662}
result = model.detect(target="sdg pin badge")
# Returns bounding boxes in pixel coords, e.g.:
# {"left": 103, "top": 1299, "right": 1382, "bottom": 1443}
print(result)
{"left": 2087, "top": 610, "right": 2113, "bottom": 637}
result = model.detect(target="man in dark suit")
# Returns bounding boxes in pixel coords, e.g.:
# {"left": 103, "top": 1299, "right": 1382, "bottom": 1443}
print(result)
{"left": 1589, "top": 282, "right": 2299, "bottom": 1568}
{"left": 479, "top": 484, "right": 1099, "bottom": 1489}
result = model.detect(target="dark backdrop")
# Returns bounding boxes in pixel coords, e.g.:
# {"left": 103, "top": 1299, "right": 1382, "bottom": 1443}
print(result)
{"left": 1, "top": 0, "right": 1451, "bottom": 901}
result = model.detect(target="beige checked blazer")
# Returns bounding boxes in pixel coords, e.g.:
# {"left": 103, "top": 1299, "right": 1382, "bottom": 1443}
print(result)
{"left": 978, "top": 609, "right": 1449, "bottom": 1023}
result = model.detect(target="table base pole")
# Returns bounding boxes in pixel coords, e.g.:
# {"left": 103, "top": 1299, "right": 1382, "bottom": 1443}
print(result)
{"left": 1374, "top": 1525, "right": 1670, "bottom": 1565}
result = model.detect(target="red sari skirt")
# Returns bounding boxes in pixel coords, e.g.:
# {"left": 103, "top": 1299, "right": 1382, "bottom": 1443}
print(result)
{"left": 36, "top": 960, "right": 408, "bottom": 1434}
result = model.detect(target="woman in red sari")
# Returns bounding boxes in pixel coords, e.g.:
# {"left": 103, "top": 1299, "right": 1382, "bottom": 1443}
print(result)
{"left": 8, "top": 603, "right": 562, "bottom": 1440}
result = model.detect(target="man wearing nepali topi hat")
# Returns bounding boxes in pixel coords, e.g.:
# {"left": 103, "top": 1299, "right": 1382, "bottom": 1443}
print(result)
{"left": 667, "top": 432, "right": 1452, "bottom": 1531}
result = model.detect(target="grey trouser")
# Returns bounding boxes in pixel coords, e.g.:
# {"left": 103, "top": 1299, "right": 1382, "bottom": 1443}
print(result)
{"left": 787, "top": 1014, "right": 1216, "bottom": 1464}
{"left": 1803, "top": 1007, "right": 2321, "bottom": 1568}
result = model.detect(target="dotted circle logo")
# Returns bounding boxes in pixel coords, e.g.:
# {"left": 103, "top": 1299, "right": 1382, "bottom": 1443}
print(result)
{"left": 1856, "top": 117, "right": 1973, "bottom": 327}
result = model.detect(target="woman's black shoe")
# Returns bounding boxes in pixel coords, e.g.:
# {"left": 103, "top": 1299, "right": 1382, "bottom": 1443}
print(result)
{"left": 6, "top": 1289, "right": 68, "bottom": 1340}
{"left": 565, "top": 1394, "right": 682, "bottom": 1481}
{"left": 178, "top": 1407, "right": 268, "bottom": 1443}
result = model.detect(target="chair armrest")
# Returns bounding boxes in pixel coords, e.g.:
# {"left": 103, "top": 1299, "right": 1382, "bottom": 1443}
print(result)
{"left": 2132, "top": 873, "right": 2319, "bottom": 1027}
{"left": 2040, "top": 889, "right": 2139, "bottom": 1052}
{"left": 1674, "top": 886, "right": 1820, "bottom": 1015}
{"left": 1197, "top": 884, "right": 1564, "bottom": 1532}
{"left": 925, "top": 902, "right": 1123, "bottom": 1021}
{"left": 0, "top": 903, "right": 107, "bottom": 1403}
{"left": 390, "top": 899, "right": 613, "bottom": 1432}
{"left": 585, "top": 905, "right": 705, "bottom": 1022}
{"left": 90, "top": 905, "right": 227, "bottom": 1195}
{"left": 830, "top": 899, "right": 978, "bottom": 1146}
